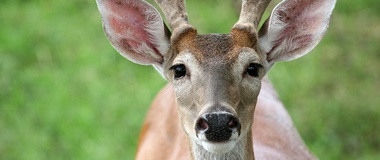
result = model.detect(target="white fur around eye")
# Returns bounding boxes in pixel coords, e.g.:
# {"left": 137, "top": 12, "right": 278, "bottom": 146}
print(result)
{"left": 232, "top": 48, "right": 267, "bottom": 79}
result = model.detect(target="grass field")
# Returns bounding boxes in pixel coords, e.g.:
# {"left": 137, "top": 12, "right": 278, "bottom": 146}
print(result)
{"left": 1, "top": 0, "right": 379, "bottom": 159}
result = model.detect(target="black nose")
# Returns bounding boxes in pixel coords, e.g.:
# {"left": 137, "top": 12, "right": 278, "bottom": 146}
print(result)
{"left": 195, "top": 113, "right": 241, "bottom": 142}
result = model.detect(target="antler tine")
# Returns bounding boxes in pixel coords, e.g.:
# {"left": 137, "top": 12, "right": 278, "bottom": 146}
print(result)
{"left": 235, "top": 0, "right": 272, "bottom": 29}
{"left": 154, "top": 0, "right": 192, "bottom": 32}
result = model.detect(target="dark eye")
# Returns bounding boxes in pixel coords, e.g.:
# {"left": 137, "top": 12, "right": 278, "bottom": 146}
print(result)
{"left": 170, "top": 64, "right": 187, "bottom": 79}
{"left": 246, "top": 63, "right": 262, "bottom": 77}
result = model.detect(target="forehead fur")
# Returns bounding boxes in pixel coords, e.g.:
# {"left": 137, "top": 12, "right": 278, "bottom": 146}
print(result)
{"left": 189, "top": 33, "right": 258, "bottom": 65}
{"left": 172, "top": 28, "right": 259, "bottom": 65}
{"left": 193, "top": 34, "right": 233, "bottom": 63}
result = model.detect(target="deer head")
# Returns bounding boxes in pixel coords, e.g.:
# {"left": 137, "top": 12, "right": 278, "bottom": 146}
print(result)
{"left": 96, "top": 0, "right": 336, "bottom": 159}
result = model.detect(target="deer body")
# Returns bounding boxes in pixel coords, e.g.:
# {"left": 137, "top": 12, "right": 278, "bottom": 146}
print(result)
{"left": 96, "top": 0, "right": 336, "bottom": 159}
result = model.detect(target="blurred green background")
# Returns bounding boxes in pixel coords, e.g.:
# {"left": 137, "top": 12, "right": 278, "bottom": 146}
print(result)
{"left": 0, "top": 0, "right": 379, "bottom": 159}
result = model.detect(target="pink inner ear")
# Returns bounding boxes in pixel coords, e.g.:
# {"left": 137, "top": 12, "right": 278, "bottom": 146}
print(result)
{"left": 101, "top": 0, "right": 166, "bottom": 65}
{"left": 261, "top": 0, "right": 335, "bottom": 63}
{"left": 109, "top": 14, "right": 161, "bottom": 59}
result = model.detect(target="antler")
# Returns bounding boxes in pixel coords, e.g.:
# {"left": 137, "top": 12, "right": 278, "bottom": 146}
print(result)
{"left": 154, "top": 0, "right": 196, "bottom": 52}
{"left": 234, "top": 0, "right": 272, "bottom": 29}
{"left": 154, "top": 0, "right": 188, "bottom": 30}
{"left": 231, "top": 0, "right": 271, "bottom": 47}
{"left": 154, "top": 0, "right": 194, "bottom": 32}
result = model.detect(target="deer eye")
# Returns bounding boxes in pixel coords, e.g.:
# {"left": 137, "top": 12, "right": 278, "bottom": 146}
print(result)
{"left": 246, "top": 63, "right": 262, "bottom": 77}
{"left": 170, "top": 64, "right": 187, "bottom": 79}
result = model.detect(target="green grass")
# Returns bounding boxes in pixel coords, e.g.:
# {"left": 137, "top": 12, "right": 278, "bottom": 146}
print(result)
{"left": 1, "top": 0, "right": 379, "bottom": 159}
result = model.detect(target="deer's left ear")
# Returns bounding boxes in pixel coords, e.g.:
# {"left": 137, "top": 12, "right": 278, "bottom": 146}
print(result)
{"left": 258, "top": 0, "right": 336, "bottom": 65}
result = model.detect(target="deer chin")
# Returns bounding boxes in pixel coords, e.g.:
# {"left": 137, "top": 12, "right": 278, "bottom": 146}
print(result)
{"left": 196, "top": 131, "right": 240, "bottom": 153}
{"left": 200, "top": 140, "right": 237, "bottom": 153}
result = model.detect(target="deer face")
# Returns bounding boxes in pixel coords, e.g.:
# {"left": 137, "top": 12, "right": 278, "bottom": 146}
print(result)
{"left": 165, "top": 31, "right": 267, "bottom": 153}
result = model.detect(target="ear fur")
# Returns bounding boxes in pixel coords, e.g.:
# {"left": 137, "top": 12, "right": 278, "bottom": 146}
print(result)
{"left": 96, "top": 0, "right": 171, "bottom": 70}
{"left": 258, "top": 0, "right": 336, "bottom": 65}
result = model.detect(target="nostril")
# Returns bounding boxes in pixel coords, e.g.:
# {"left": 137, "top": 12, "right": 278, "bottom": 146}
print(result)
{"left": 227, "top": 117, "right": 240, "bottom": 130}
{"left": 196, "top": 117, "right": 209, "bottom": 132}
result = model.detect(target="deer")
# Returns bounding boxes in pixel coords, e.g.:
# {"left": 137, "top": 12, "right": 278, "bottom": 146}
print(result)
{"left": 96, "top": 0, "right": 336, "bottom": 159}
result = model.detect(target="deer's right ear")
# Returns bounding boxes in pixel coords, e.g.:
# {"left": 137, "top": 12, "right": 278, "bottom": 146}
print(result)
{"left": 96, "top": 0, "right": 171, "bottom": 70}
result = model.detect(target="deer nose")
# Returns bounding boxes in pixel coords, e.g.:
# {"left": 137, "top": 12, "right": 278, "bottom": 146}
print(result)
{"left": 195, "top": 113, "right": 241, "bottom": 142}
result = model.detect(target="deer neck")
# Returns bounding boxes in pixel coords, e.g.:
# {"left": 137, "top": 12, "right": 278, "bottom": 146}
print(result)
{"left": 189, "top": 130, "right": 254, "bottom": 160}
